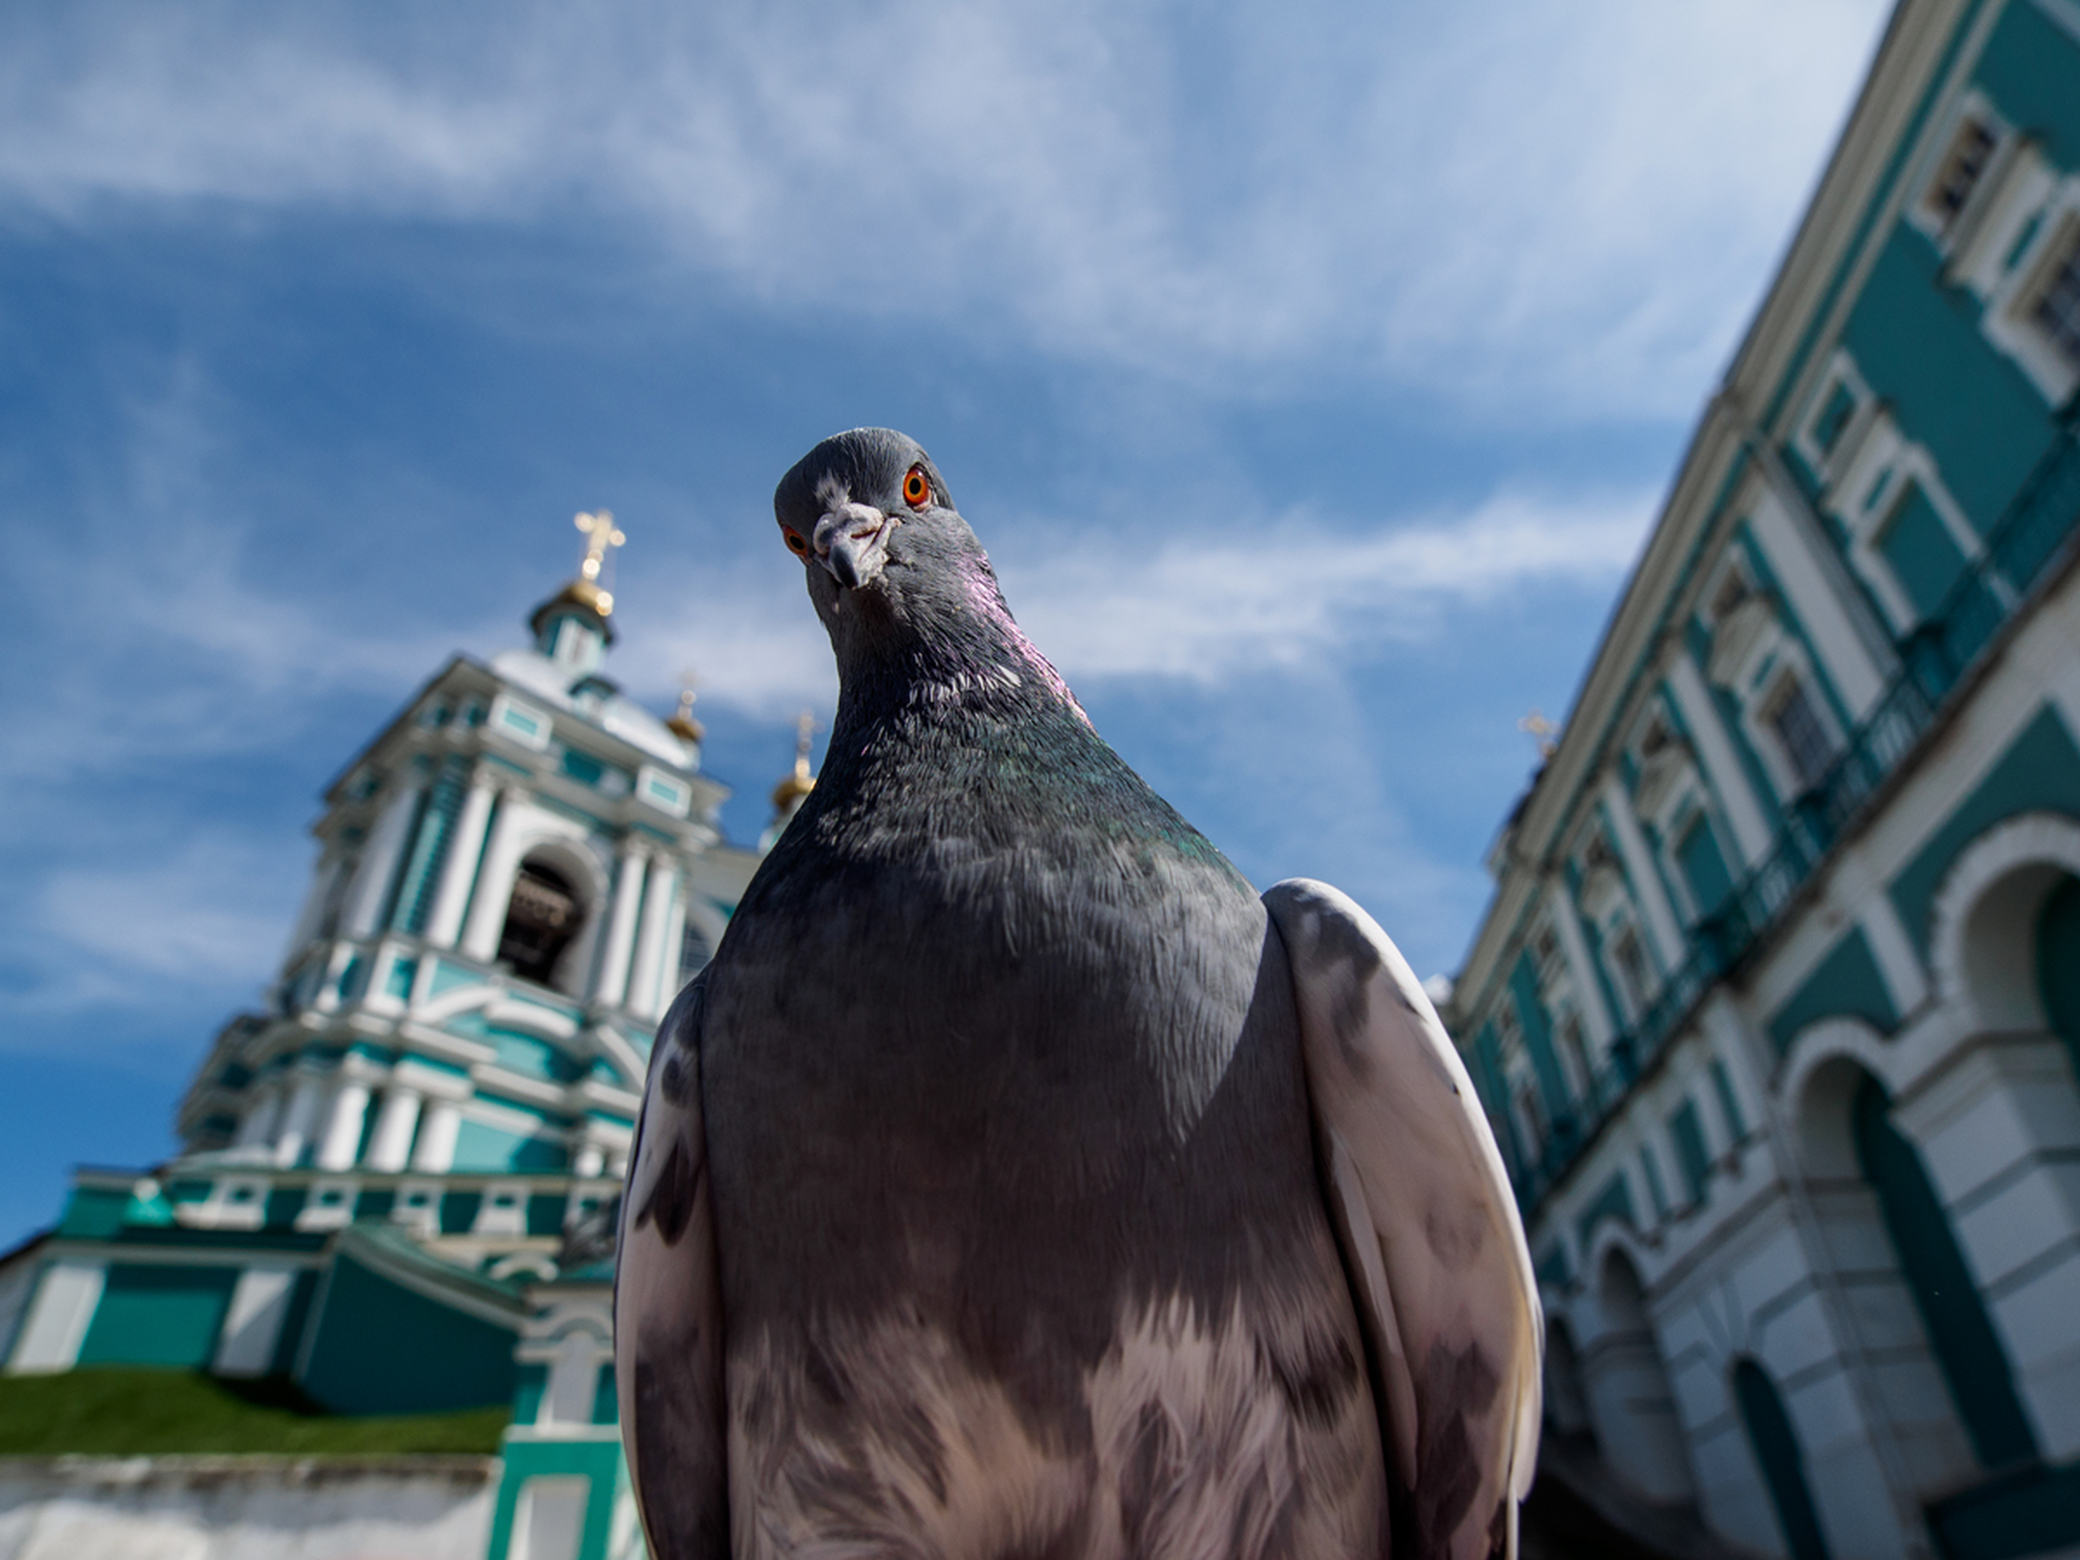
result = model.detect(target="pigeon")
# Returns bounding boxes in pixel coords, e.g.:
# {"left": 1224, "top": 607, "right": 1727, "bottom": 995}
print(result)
{"left": 616, "top": 428, "right": 1541, "bottom": 1560}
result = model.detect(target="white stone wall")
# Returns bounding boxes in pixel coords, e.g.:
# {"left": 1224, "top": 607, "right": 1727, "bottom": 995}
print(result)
{"left": 0, "top": 1456, "right": 495, "bottom": 1560}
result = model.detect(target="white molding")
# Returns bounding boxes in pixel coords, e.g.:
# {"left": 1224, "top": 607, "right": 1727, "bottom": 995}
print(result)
{"left": 6, "top": 1260, "right": 105, "bottom": 1374}
{"left": 1927, "top": 809, "right": 2080, "bottom": 1026}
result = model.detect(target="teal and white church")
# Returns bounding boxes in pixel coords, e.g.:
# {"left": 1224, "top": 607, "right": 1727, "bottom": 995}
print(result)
{"left": 1447, "top": 1, "right": 2080, "bottom": 1558}
{"left": 0, "top": 514, "right": 798, "bottom": 1559}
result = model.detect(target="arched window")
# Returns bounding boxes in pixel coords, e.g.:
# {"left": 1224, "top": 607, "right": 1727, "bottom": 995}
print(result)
{"left": 1850, "top": 1073, "right": 2037, "bottom": 1469}
{"left": 1731, "top": 1358, "right": 1830, "bottom": 1560}
{"left": 1582, "top": 1250, "right": 1695, "bottom": 1504}
{"left": 499, "top": 858, "right": 587, "bottom": 990}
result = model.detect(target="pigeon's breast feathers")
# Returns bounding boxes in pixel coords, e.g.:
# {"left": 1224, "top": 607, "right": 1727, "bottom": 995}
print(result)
{"left": 774, "top": 427, "right": 1083, "bottom": 721}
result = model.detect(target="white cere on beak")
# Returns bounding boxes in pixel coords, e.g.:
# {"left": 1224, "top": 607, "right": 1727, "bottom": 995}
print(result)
{"left": 815, "top": 501, "right": 894, "bottom": 591}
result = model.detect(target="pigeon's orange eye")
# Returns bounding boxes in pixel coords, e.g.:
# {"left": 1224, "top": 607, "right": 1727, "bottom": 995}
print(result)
{"left": 903, "top": 466, "right": 931, "bottom": 508}
{"left": 783, "top": 529, "right": 809, "bottom": 556}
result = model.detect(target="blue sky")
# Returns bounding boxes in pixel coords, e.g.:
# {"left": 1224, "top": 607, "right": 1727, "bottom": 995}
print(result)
{"left": 0, "top": 0, "right": 1890, "bottom": 1248}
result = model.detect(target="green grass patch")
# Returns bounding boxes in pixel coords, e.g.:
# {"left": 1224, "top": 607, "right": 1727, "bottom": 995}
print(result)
{"left": 0, "top": 1368, "right": 508, "bottom": 1457}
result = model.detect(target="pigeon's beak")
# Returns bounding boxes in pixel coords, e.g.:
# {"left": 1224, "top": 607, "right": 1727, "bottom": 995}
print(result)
{"left": 814, "top": 502, "right": 893, "bottom": 591}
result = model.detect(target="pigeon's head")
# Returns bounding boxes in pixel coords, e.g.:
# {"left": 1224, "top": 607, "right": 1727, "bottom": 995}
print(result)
{"left": 774, "top": 427, "right": 997, "bottom": 652}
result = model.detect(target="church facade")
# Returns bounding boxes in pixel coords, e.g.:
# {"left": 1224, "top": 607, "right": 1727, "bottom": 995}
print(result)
{"left": 1446, "top": 2, "right": 2080, "bottom": 1558}
{"left": 0, "top": 518, "right": 781, "bottom": 1560}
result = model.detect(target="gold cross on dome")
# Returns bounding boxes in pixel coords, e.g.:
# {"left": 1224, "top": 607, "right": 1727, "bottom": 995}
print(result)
{"left": 1519, "top": 708, "right": 1560, "bottom": 758}
{"left": 795, "top": 709, "right": 816, "bottom": 762}
{"left": 575, "top": 510, "right": 625, "bottom": 581}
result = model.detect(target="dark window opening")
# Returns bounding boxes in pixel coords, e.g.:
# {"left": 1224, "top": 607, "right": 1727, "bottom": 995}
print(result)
{"left": 1769, "top": 676, "right": 1836, "bottom": 793}
{"left": 1929, "top": 118, "right": 1996, "bottom": 227}
{"left": 679, "top": 919, "right": 715, "bottom": 982}
{"left": 2031, "top": 234, "right": 2080, "bottom": 369}
{"left": 499, "top": 861, "right": 586, "bottom": 988}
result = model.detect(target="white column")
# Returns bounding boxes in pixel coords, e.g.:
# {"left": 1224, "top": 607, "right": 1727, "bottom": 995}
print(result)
{"left": 1546, "top": 880, "right": 1616, "bottom": 1051}
{"left": 315, "top": 1081, "right": 372, "bottom": 1171}
{"left": 424, "top": 775, "right": 497, "bottom": 950}
{"left": 626, "top": 863, "right": 681, "bottom": 1020}
{"left": 1748, "top": 491, "right": 1889, "bottom": 720}
{"left": 281, "top": 854, "right": 345, "bottom": 964}
{"left": 273, "top": 1075, "right": 330, "bottom": 1167}
{"left": 212, "top": 1266, "right": 299, "bottom": 1378}
{"left": 410, "top": 1101, "right": 463, "bottom": 1173}
{"left": 340, "top": 783, "right": 423, "bottom": 939}
{"left": 5, "top": 1260, "right": 107, "bottom": 1374}
{"left": 651, "top": 888, "right": 689, "bottom": 1018}
{"left": 363, "top": 1088, "right": 424, "bottom": 1173}
{"left": 592, "top": 848, "right": 649, "bottom": 1007}
{"left": 233, "top": 1087, "right": 284, "bottom": 1150}
{"left": 1601, "top": 775, "right": 1686, "bottom": 971}
{"left": 1664, "top": 656, "right": 1773, "bottom": 867}
{"left": 460, "top": 792, "right": 527, "bottom": 961}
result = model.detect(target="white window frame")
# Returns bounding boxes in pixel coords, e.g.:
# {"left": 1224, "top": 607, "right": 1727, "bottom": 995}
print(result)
{"left": 1987, "top": 196, "right": 2080, "bottom": 407}
{"left": 1790, "top": 349, "right": 1879, "bottom": 487}
{"left": 1819, "top": 403, "right": 1986, "bottom": 634}
{"left": 488, "top": 693, "right": 554, "bottom": 754}
{"left": 635, "top": 765, "right": 692, "bottom": 819}
{"left": 1906, "top": 92, "right": 2016, "bottom": 255}
{"left": 1754, "top": 664, "right": 1842, "bottom": 800}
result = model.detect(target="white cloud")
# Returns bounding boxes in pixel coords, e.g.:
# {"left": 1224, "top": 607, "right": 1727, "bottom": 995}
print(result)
{"left": 40, "top": 839, "right": 298, "bottom": 993}
{"left": 0, "top": 0, "right": 1889, "bottom": 416}
{"left": 992, "top": 489, "right": 1653, "bottom": 682}
{"left": 606, "top": 487, "right": 1653, "bottom": 713}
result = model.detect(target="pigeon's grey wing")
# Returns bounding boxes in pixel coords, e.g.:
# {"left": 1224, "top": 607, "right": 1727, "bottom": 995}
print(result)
{"left": 1264, "top": 879, "right": 1542, "bottom": 1560}
{"left": 614, "top": 970, "right": 729, "bottom": 1560}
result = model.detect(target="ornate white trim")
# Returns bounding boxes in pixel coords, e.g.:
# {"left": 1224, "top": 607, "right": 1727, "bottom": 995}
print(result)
{"left": 1928, "top": 810, "right": 2080, "bottom": 1025}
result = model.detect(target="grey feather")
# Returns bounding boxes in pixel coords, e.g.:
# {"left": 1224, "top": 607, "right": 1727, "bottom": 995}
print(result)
{"left": 1265, "top": 879, "right": 1543, "bottom": 1560}
{"left": 615, "top": 429, "right": 1540, "bottom": 1560}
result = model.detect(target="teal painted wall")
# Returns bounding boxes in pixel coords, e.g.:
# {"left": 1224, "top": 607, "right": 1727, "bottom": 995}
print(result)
{"left": 1668, "top": 1100, "right": 1712, "bottom": 1207}
{"left": 297, "top": 1251, "right": 518, "bottom": 1414}
{"left": 1878, "top": 482, "right": 1970, "bottom": 618}
{"left": 77, "top": 1264, "right": 238, "bottom": 1369}
{"left": 1507, "top": 953, "right": 1574, "bottom": 1127}
{"left": 1839, "top": 227, "right": 2054, "bottom": 534}
{"left": 1890, "top": 706, "right": 2080, "bottom": 956}
{"left": 1677, "top": 812, "right": 1735, "bottom": 918}
{"left": 1733, "top": 1358, "right": 1833, "bottom": 1560}
{"left": 1853, "top": 1074, "right": 2038, "bottom": 1469}
{"left": 484, "top": 1439, "right": 626, "bottom": 1560}
{"left": 1975, "top": 0, "right": 2080, "bottom": 172}
{"left": 1573, "top": 1170, "right": 1636, "bottom": 1255}
{"left": 58, "top": 1187, "right": 130, "bottom": 1240}
{"left": 452, "top": 1119, "right": 571, "bottom": 1174}
{"left": 1766, "top": 928, "right": 1899, "bottom": 1056}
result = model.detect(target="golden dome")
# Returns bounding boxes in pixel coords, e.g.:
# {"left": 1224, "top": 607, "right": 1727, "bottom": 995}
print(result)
{"left": 667, "top": 681, "right": 705, "bottom": 743}
{"left": 771, "top": 754, "right": 814, "bottom": 813}
{"left": 770, "top": 710, "right": 818, "bottom": 814}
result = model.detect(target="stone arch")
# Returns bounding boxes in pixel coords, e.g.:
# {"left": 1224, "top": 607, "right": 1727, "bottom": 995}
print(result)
{"left": 1782, "top": 1018, "right": 1898, "bottom": 1174}
{"left": 1784, "top": 1023, "right": 1896, "bottom": 1177}
{"left": 497, "top": 837, "right": 606, "bottom": 996}
{"left": 1729, "top": 1356, "right": 1832, "bottom": 1560}
{"left": 1796, "top": 1051, "right": 2034, "bottom": 1479}
{"left": 1928, "top": 810, "right": 2080, "bottom": 1032}
{"left": 1579, "top": 1245, "right": 1697, "bottom": 1504}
